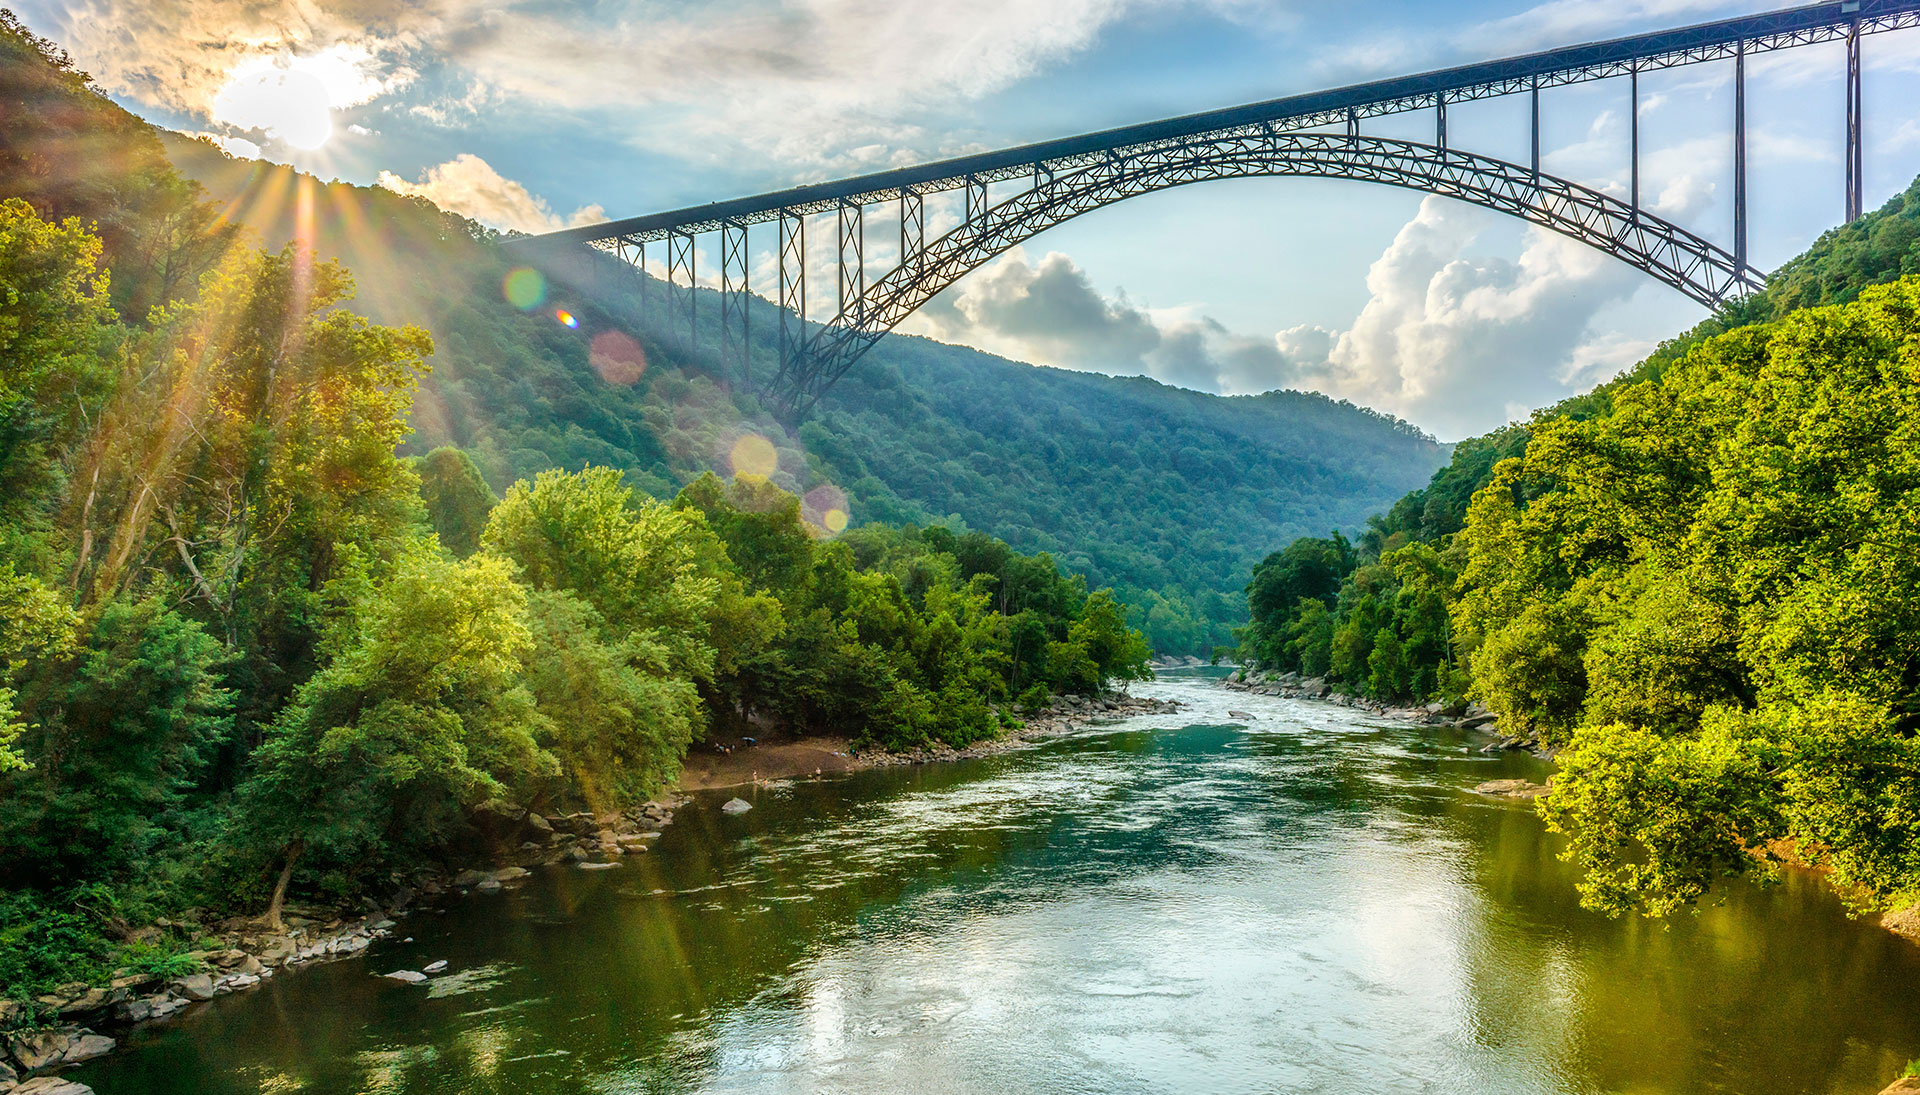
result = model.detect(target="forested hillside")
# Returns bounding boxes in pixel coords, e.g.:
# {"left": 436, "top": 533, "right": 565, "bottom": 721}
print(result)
{"left": 0, "top": 14, "right": 1154, "bottom": 1006}
{"left": 1238, "top": 177, "right": 1920, "bottom": 922}
{"left": 158, "top": 135, "right": 1445, "bottom": 657}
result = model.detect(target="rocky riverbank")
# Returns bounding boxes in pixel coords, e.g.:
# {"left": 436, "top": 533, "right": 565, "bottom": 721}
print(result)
{"left": 0, "top": 801, "right": 676, "bottom": 1095}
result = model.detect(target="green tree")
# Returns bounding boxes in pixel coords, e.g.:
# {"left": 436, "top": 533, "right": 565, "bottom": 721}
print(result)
{"left": 483, "top": 467, "right": 720, "bottom": 680}
{"left": 0, "top": 198, "right": 116, "bottom": 541}
{"left": 415, "top": 446, "right": 497, "bottom": 557}
{"left": 1, "top": 598, "right": 232, "bottom": 886}
{"left": 235, "top": 542, "right": 546, "bottom": 927}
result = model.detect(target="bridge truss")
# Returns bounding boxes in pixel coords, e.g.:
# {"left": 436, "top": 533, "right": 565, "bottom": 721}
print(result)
{"left": 512, "top": 0, "right": 1920, "bottom": 418}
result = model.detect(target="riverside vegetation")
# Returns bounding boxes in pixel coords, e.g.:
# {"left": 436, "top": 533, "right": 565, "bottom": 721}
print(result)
{"left": 1238, "top": 177, "right": 1920, "bottom": 925}
{"left": 0, "top": 11, "right": 1157, "bottom": 1042}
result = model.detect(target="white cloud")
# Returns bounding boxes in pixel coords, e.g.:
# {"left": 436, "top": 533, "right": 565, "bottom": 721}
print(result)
{"left": 18, "top": 0, "right": 449, "bottom": 117}
{"left": 19, "top": 0, "right": 1270, "bottom": 173}
{"left": 376, "top": 154, "right": 607, "bottom": 234}
{"left": 1278, "top": 196, "right": 1653, "bottom": 436}
{"left": 1465, "top": 0, "right": 1754, "bottom": 53}
{"left": 903, "top": 247, "right": 1303, "bottom": 394}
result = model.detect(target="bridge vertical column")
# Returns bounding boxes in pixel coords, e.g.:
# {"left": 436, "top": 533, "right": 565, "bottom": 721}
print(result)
{"left": 668, "top": 230, "right": 696, "bottom": 351}
{"left": 1530, "top": 79, "right": 1541, "bottom": 181}
{"left": 838, "top": 199, "right": 865, "bottom": 327}
{"left": 1346, "top": 107, "right": 1359, "bottom": 149}
{"left": 1435, "top": 91, "right": 1447, "bottom": 151}
{"left": 966, "top": 175, "right": 988, "bottom": 224}
{"left": 720, "top": 221, "right": 749, "bottom": 390}
{"left": 616, "top": 237, "right": 643, "bottom": 304}
{"left": 1735, "top": 41, "right": 1748, "bottom": 272}
{"left": 1630, "top": 66, "right": 1640, "bottom": 218}
{"left": 899, "top": 187, "right": 925, "bottom": 278}
{"left": 778, "top": 211, "right": 805, "bottom": 382}
{"left": 1847, "top": 18, "right": 1864, "bottom": 223}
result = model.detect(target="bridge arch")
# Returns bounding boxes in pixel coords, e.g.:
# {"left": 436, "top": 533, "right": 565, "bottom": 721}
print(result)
{"left": 777, "top": 132, "right": 1762, "bottom": 415}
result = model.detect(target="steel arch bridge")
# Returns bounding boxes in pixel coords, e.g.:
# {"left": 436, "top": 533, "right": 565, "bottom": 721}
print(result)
{"left": 510, "top": 0, "right": 1920, "bottom": 418}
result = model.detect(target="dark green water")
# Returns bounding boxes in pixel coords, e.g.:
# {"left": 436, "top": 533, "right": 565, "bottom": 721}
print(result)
{"left": 74, "top": 675, "right": 1920, "bottom": 1094}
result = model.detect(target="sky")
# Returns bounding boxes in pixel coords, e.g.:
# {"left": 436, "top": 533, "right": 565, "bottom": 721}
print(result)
{"left": 18, "top": 0, "right": 1920, "bottom": 439}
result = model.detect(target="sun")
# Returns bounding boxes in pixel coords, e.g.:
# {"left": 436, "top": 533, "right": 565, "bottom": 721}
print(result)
{"left": 211, "top": 59, "right": 337, "bottom": 150}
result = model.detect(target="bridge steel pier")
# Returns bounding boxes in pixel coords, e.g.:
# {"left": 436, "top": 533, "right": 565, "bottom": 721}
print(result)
{"left": 720, "top": 221, "right": 749, "bottom": 389}
{"left": 778, "top": 212, "right": 806, "bottom": 388}
{"left": 666, "top": 231, "right": 696, "bottom": 351}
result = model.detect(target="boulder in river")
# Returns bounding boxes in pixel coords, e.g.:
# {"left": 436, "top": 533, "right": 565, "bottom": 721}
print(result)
{"left": 382, "top": 970, "right": 427, "bottom": 983}
{"left": 423, "top": 960, "right": 449, "bottom": 974}
{"left": 170, "top": 973, "right": 215, "bottom": 1002}
{"left": 1876, "top": 1078, "right": 1920, "bottom": 1095}
{"left": 1227, "top": 710, "right": 1256, "bottom": 720}
{"left": 61, "top": 1033, "right": 114, "bottom": 1064}
{"left": 1472, "top": 779, "right": 1549, "bottom": 799}
{"left": 577, "top": 861, "right": 620, "bottom": 870}
{"left": 721, "top": 798, "right": 752, "bottom": 814}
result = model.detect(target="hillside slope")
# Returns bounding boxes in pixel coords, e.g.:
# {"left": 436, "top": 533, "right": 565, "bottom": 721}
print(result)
{"left": 156, "top": 134, "right": 1445, "bottom": 654}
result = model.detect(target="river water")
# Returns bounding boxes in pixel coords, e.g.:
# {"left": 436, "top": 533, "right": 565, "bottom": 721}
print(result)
{"left": 75, "top": 672, "right": 1920, "bottom": 1094}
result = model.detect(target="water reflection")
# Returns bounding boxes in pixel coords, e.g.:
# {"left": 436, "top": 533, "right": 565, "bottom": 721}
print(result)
{"left": 76, "top": 675, "right": 1920, "bottom": 1094}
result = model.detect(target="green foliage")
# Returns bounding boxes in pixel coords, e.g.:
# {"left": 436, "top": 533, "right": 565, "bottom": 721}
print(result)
{"left": 414, "top": 446, "right": 497, "bottom": 556}
{"left": 519, "top": 588, "right": 702, "bottom": 810}
{"left": 1, "top": 598, "right": 233, "bottom": 886}
{"left": 484, "top": 466, "right": 721, "bottom": 680}
{"left": 235, "top": 541, "right": 546, "bottom": 883}
{"left": 0, "top": 888, "right": 116, "bottom": 1005}
{"left": 1488, "top": 279, "right": 1920, "bottom": 914}
{"left": 0, "top": 197, "right": 117, "bottom": 537}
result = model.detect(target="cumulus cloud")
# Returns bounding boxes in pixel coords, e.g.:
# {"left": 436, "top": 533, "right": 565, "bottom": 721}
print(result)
{"left": 16, "top": 1, "right": 439, "bottom": 117}
{"left": 376, "top": 154, "right": 607, "bottom": 235}
{"left": 1284, "top": 196, "right": 1648, "bottom": 436}
{"left": 905, "top": 248, "right": 1303, "bottom": 394}
{"left": 16, "top": 0, "right": 1266, "bottom": 171}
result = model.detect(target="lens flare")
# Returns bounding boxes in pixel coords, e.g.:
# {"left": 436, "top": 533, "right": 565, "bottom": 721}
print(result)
{"left": 503, "top": 267, "right": 546, "bottom": 310}
{"left": 728, "top": 434, "right": 778, "bottom": 478}
{"left": 804, "top": 485, "right": 850, "bottom": 535}
{"left": 589, "top": 330, "right": 647, "bottom": 386}
{"left": 555, "top": 309, "right": 578, "bottom": 329}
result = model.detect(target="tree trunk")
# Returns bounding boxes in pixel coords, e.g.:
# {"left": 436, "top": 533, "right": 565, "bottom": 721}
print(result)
{"left": 264, "top": 841, "right": 303, "bottom": 932}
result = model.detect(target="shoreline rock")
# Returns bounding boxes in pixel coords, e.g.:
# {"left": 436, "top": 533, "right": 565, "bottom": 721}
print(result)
{"left": 1472, "top": 779, "right": 1550, "bottom": 799}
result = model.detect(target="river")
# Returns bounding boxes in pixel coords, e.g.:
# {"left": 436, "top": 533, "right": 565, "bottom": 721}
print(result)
{"left": 73, "top": 671, "right": 1920, "bottom": 1094}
